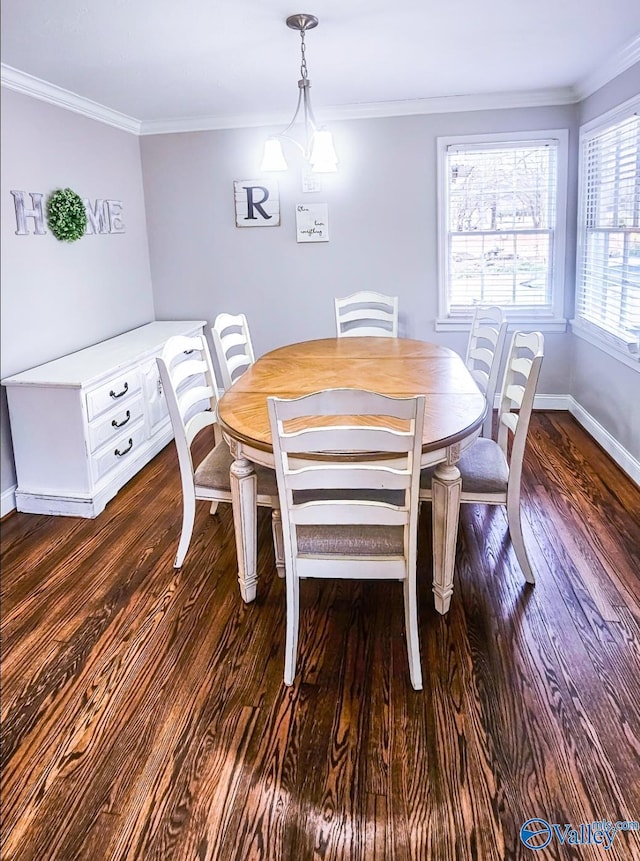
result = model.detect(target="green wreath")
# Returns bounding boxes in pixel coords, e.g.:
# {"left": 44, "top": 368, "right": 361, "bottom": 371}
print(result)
{"left": 47, "top": 187, "right": 87, "bottom": 242}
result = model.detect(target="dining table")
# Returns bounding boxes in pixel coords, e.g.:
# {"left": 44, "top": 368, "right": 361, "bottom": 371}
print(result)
{"left": 217, "top": 337, "right": 486, "bottom": 615}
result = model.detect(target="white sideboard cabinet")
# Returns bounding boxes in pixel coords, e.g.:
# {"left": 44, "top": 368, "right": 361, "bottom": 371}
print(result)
{"left": 2, "top": 320, "right": 206, "bottom": 518}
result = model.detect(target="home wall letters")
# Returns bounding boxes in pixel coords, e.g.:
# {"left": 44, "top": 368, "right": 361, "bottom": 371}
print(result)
{"left": 10, "top": 190, "right": 126, "bottom": 236}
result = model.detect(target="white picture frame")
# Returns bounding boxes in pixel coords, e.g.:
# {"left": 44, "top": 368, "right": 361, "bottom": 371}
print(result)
{"left": 234, "top": 180, "right": 280, "bottom": 227}
{"left": 296, "top": 203, "right": 329, "bottom": 242}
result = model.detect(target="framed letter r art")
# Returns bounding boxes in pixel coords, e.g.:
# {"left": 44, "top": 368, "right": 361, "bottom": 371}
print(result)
{"left": 234, "top": 180, "right": 280, "bottom": 227}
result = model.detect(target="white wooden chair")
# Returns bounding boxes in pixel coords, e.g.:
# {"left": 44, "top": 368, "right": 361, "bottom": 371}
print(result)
{"left": 465, "top": 305, "right": 508, "bottom": 438}
{"left": 211, "top": 312, "right": 256, "bottom": 389}
{"left": 267, "top": 388, "right": 425, "bottom": 689}
{"left": 157, "top": 334, "right": 283, "bottom": 572}
{"left": 334, "top": 291, "right": 399, "bottom": 337}
{"left": 420, "top": 331, "right": 544, "bottom": 585}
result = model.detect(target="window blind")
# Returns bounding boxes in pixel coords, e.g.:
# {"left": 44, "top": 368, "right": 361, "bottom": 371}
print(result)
{"left": 576, "top": 108, "right": 640, "bottom": 354}
{"left": 444, "top": 140, "right": 559, "bottom": 315}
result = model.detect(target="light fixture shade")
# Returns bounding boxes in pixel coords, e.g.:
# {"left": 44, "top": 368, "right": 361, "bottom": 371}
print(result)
{"left": 261, "top": 138, "right": 288, "bottom": 171}
{"left": 309, "top": 130, "right": 338, "bottom": 173}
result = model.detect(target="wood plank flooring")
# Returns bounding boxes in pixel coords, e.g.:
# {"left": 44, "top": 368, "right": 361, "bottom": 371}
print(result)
{"left": 2, "top": 412, "right": 639, "bottom": 861}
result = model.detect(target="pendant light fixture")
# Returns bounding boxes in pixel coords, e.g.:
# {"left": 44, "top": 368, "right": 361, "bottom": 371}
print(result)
{"left": 260, "top": 14, "right": 338, "bottom": 173}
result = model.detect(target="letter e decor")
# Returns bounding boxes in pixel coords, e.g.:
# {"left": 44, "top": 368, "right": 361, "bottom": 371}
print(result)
{"left": 234, "top": 180, "right": 280, "bottom": 227}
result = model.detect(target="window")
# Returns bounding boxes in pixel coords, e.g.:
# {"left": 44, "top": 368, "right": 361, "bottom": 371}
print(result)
{"left": 437, "top": 131, "right": 567, "bottom": 328}
{"left": 574, "top": 97, "right": 640, "bottom": 364}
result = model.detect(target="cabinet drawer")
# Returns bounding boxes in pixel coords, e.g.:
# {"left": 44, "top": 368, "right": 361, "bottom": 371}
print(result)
{"left": 86, "top": 371, "right": 141, "bottom": 420}
{"left": 88, "top": 395, "right": 145, "bottom": 453}
{"left": 92, "top": 422, "right": 146, "bottom": 484}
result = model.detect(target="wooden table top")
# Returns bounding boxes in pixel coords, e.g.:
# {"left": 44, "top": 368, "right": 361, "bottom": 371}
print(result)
{"left": 217, "top": 337, "right": 486, "bottom": 453}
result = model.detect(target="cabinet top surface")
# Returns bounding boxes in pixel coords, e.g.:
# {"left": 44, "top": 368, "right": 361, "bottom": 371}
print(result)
{"left": 1, "top": 321, "right": 206, "bottom": 388}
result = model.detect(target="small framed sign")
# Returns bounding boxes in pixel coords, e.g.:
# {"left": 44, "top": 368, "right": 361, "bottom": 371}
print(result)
{"left": 296, "top": 203, "right": 329, "bottom": 243}
{"left": 234, "top": 180, "right": 280, "bottom": 227}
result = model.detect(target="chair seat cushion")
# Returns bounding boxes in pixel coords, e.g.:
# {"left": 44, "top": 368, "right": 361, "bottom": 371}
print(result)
{"left": 296, "top": 524, "right": 405, "bottom": 556}
{"left": 194, "top": 440, "right": 279, "bottom": 497}
{"left": 420, "top": 438, "right": 509, "bottom": 496}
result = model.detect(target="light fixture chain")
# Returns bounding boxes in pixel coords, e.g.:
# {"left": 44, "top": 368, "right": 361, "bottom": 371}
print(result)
{"left": 299, "top": 30, "right": 308, "bottom": 81}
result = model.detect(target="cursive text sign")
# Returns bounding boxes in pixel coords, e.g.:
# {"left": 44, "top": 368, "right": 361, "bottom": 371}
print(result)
{"left": 296, "top": 203, "right": 329, "bottom": 243}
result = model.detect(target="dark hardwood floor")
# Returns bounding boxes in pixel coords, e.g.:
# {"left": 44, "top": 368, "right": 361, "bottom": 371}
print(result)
{"left": 2, "top": 412, "right": 639, "bottom": 861}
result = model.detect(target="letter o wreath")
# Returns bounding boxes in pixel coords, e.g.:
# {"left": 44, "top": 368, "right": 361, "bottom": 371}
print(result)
{"left": 47, "top": 187, "right": 87, "bottom": 242}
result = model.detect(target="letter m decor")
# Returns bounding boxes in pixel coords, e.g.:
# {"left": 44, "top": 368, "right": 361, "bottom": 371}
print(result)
{"left": 234, "top": 180, "right": 280, "bottom": 227}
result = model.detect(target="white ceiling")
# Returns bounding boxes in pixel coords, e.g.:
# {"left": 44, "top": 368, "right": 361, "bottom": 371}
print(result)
{"left": 2, "top": 0, "right": 640, "bottom": 131}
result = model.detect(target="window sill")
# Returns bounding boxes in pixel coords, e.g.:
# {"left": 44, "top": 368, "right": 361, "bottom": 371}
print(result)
{"left": 570, "top": 318, "right": 640, "bottom": 372}
{"left": 435, "top": 317, "right": 567, "bottom": 334}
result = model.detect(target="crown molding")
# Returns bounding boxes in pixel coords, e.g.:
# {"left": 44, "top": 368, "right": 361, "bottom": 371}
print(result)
{"left": 139, "top": 87, "right": 579, "bottom": 135}
{"left": 575, "top": 33, "right": 640, "bottom": 100}
{"left": 323, "top": 87, "right": 579, "bottom": 119}
{"left": 0, "top": 64, "right": 141, "bottom": 134}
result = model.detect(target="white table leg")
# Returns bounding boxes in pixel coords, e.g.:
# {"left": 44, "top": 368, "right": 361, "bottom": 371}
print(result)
{"left": 431, "top": 461, "right": 462, "bottom": 615}
{"left": 230, "top": 456, "right": 258, "bottom": 603}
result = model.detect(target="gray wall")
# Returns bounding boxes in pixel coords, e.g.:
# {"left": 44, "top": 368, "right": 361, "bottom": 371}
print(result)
{"left": 142, "top": 104, "right": 578, "bottom": 393}
{"left": 1, "top": 88, "right": 155, "bottom": 495}
{"left": 571, "top": 63, "right": 640, "bottom": 461}
{"left": 2, "top": 65, "right": 638, "bottom": 503}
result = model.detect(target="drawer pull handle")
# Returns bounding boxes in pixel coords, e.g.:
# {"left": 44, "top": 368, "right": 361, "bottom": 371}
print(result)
{"left": 115, "top": 438, "right": 133, "bottom": 457}
{"left": 112, "top": 411, "right": 131, "bottom": 429}
{"left": 109, "top": 382, "right": 129, "bottom": 399}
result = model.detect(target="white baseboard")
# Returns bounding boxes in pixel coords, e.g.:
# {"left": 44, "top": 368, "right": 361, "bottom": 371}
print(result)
{"left": 491, "top": 392, "right": 639, "bottom": 485}
{"left": 1, "top": 484, "right": 17, "bottom": 518}
{"left": 532, "top": 394, "right": 572, "bottom": 411}
{"left": 493, "top": 394, "right": 570, "bottom": 410}
{"left": 566, "top": 396, "right": 640, "bottom": 487}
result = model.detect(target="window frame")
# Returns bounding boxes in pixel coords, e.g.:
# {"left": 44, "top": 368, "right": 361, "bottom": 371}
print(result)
{"left": 571, "top": 95, "right": 640, "bottom": 370}
{"left": 436, "top": 129, "right": 569, "bottom": 332}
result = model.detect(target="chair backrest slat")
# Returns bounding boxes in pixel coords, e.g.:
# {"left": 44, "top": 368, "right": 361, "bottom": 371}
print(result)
{"left": 185, "top": 408, "right": 217, "bottom": 446}
{"left": 285, "top": 465, "right": 411, "bottom": 491}
{"left": 211, "top": 312, "right": 255, "bottom": 388}
{"left": 465, "top": 305, "right": 508, "bottom": 438}
{"left": 339, "top": 308, "right": 395, "bottom": 324}
{"left": 171, "top": 356, "right": 209, "bottom": 390}
{"left": 334, "top": 291, "right": 399, "bottom": 338}
{"left": 275, "top": 425, "right": 414, "bottom": 455}
{"left": 496, "top": 332, "right": 544, "bottom": 489}
{"left": 179, "top": 380, "right": 215, "bottom": 411}
{"left": 157, "top": 334, "right": 221, "bottom": 484}
{"left": 500, "top": 412, "right": 519, "bottom": 436}
{"left": 272, "top": 387, "right": 416, "bottom": 419}
{"left": 291, "top": 502, "right": 409, "bottom": 527}
{"left": 468, "top": 345, "right": 497, "bottom": 369}
{"left": 504, "top": 382, "right": 526, "bottom": 409}
{"left": 470, "top": 368, "right": 490, "bottom": 391}
{"left": 511, "top": 356, "right": 534, "bottom": 378}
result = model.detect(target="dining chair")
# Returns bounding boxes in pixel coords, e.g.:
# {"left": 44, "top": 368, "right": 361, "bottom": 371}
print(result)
{"left": 334, "top": 291, "right": 399, "bottom": 337}
{"left": 267, "top": 388, "right": 425, "bottom": 689}
{"left": 465, "top": 305, "right": 508, "bottom": 438}
{"left": 420, "top": 331, "right": 544, "bottom": 585}
{"left": 157, "top": 333, "right": 283, "bottom": 572}
{"left": 211, "top": 312, "right": 256, "bottom": 389}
